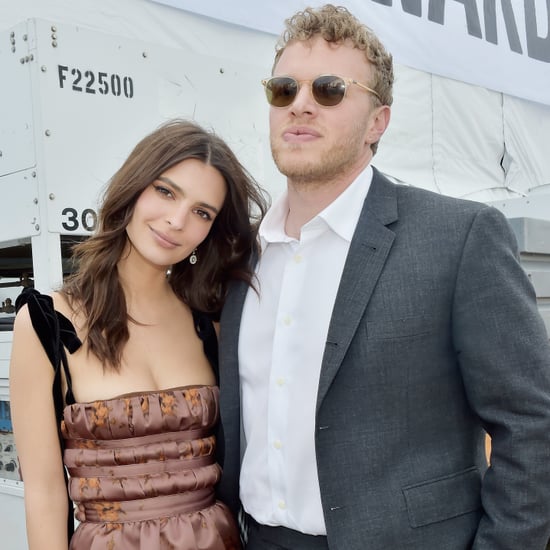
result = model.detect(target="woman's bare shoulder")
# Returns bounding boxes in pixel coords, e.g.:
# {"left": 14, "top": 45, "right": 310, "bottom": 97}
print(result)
{"left": 51, "top": 291, "right": 80, "bottom": 321}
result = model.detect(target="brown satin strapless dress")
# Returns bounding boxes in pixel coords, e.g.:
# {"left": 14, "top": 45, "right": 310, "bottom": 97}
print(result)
{"left": 61, "top": 385, "right": 240, "bottom": 549}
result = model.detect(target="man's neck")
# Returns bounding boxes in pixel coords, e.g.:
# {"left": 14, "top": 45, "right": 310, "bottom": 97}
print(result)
{"left": 285, "top": 164, "right": 370, "bottom": 239}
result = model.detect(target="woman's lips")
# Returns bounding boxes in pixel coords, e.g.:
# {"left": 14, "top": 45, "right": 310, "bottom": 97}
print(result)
{"left": 150, "top": 227, "right": 180, "bottom": 248}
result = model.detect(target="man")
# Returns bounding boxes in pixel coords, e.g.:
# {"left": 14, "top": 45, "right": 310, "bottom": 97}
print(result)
{"left": 218, "top": 4, "right": 550, "bottom": 549}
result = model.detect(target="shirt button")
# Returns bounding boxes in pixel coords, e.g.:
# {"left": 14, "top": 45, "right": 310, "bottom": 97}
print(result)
{"left": 294, "top": 254, "right": 302, "bottom": 263}
{"left": 278, "top": 500, "right": 287, "bottom": 510}
{"left": 276, "top": 377, "right": 285, "bottom": 387}
{"left": 274, "top": 439, "right": 282, "bottom": 450}
{"left": 283, "top": 315, "right": 292, "bottom": 326}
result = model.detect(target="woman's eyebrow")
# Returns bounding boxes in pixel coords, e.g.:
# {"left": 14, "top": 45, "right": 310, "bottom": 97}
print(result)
{"left": 157, "top": 175, "right": 220, "bottom": 215}
{"left": 157, "top": 175, "right": 182, "bottom": 192}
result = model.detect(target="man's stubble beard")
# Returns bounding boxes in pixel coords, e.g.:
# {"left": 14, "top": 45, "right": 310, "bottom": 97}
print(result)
{"left": 271, "top": 120, "right": 369, "bottom": 189}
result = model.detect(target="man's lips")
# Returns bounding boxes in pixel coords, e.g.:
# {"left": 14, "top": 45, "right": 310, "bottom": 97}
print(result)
{"left": 150, "top": 227, "right": 180, "bottom": 248}
{"left": 283, "top": 126, "right": 321, "bottom": 142}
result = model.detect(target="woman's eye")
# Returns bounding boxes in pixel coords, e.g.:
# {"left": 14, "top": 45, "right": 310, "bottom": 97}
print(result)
{"left": 194, "top": 208, "right": 212, "bottom": 221}
{"left": 152, "top": 183, "right": 173, "bottom": 198}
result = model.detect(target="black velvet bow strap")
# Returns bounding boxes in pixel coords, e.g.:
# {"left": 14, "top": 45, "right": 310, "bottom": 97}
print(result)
{"left": 15, "top": 288, "right": 61, "bottom": 369}
{"left": 14, "top": 286, "right": 78, "bottom": 540}
{"left": 59, "top": 314, "right": 82, "bottom": 355}
{"left": 15, "top": 287, "right": 81, "bottom": 405}
{"left": 15, "top": 288, "right": 82, "bottom": 359}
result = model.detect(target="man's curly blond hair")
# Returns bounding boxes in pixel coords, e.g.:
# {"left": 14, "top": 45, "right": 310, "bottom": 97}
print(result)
{"left": 273, "top": 5, "right": 394, "bottom": 153}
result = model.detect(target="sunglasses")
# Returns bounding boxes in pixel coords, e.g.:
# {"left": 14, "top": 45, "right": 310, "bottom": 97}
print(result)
{"left": 261, "top": 74, "right": 380, "bottom": 108}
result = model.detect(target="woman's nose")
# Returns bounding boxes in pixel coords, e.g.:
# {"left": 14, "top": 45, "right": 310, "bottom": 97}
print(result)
{"left": 167, "top": 207, "right": 188, "bottom": 230}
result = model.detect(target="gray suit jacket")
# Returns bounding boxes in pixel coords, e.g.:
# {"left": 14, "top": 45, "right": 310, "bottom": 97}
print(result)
{"left": 217, "top": 168, "right": 550, "bottom": 549}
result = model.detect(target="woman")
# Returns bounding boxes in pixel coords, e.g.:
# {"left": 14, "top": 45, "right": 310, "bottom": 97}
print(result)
{"left": 9, "top": 119, "right": 267, "bottom": 549}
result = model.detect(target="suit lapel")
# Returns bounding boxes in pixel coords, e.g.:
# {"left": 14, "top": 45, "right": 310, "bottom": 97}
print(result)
{"left": 217, "top": 278, "right": 249, "bottom": 513}
{"left": 220, "top": 280, "right": 248, "bottom": 368}
{"left": 316, "top": 169, "right": 398, "bottom": 411}
{"left": 218, "top": 280, "right": 248, "bottom": 454}
{"left": 219, "top": 278, "right": 248, "bottom": 412}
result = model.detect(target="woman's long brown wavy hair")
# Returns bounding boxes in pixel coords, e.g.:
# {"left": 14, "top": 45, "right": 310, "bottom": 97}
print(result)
{"left": 61, "top": 119, "right": 268, "bottom": 369}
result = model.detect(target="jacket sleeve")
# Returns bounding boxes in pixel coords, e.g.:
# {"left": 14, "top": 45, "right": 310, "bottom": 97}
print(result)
{"left": 451, "top": 206, "right": 550, "bottom": 549}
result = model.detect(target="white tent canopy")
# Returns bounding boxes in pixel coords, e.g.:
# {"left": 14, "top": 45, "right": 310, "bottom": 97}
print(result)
{"left": 1, "top": 0, "right": 549, "bottom": 210}
{"left": 154, "top": 0, "right": 550, "bottom": 107}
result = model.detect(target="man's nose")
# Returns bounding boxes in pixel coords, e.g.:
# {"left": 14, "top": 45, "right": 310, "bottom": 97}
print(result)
{"left": 290, "top": 82, "right": 316, "bottom": 115}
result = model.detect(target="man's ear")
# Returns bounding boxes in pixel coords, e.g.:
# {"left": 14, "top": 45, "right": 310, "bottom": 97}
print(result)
{"left": 366, "top": 105, "right": 391, "bottom": 145}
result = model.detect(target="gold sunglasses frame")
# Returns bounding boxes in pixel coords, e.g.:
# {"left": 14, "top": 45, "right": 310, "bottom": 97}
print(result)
{"left": 261, "top": 74, "right": 381, "bottom": 107}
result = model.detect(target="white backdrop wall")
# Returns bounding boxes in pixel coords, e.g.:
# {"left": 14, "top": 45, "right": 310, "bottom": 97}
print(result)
{"left": 153, "top": 0, "right": 550, "bottom": 107}
{"left": 1, "top": 0, "right": 549, "bottom": 211}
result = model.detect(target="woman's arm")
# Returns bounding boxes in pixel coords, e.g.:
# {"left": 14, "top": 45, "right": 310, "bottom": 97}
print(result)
{"left": 9, "top": 304, "right": 69, "bottom": 550}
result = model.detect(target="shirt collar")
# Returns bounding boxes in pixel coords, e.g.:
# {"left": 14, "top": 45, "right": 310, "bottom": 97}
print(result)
{"left": 260, "top": 165, "right": 373, "bottom": 246}
{"left": 317, "top": 164, "right": 373, "bottom": 242}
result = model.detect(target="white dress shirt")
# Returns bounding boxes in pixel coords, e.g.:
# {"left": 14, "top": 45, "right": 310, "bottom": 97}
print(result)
{"left": 239, "top": 165, "right": 373, "bottom": 534}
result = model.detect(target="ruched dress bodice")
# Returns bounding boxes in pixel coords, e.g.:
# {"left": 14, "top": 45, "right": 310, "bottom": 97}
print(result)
{"left": 61, "top": 385, "right": 240, "bottom": 549}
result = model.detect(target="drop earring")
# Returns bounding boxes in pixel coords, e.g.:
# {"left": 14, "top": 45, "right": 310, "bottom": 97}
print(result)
{"left": 189, "top": 249, "right": 198, "bottom": 265}
{"left": 166, "top": 266, "right": 172, "bottom": 278}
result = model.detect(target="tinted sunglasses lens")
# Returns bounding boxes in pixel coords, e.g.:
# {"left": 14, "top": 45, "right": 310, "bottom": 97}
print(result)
{"left": 312, "top": 75, "right": 346, "bottom": 106}
{"left": 265, "top": 77, "right": 298, "bottom": 107}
